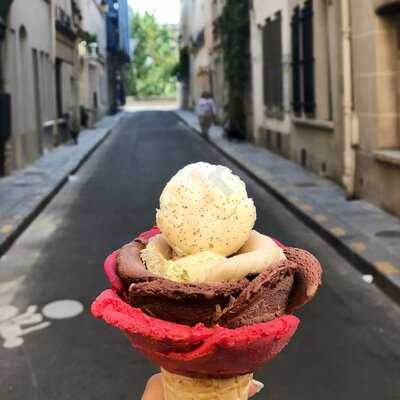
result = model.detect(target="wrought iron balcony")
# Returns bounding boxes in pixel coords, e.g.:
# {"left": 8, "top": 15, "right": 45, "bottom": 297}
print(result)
{"left": 0, "top": 0, "right": 13, "bottom": 39}
{"left": 56, "top": 6, "right": 77, "bottom": 40}
{"left": 0, "top": 0, "right": 13, "bottom": 19}
{"left": 375, "top": 0, "right": 400, "bottom": 15}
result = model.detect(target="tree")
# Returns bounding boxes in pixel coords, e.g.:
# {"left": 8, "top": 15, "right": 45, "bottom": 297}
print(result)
{"left": 126, "top": 12, "right": 178, "bottom": 97}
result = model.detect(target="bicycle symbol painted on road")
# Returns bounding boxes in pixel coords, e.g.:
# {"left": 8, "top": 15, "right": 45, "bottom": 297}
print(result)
{"left": 0, "top": 300, "right": 84, "bottom": 349}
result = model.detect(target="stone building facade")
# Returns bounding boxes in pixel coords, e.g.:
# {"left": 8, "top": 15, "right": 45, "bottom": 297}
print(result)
{"left": 180, "top": 0, "right": 226, "bottom": 122}
{"left": 209, "top": 0, "right": 226, "bottom": 123}
{"left": 79, "top": 0, "right": 109, "bottom": 126}
{"left": 54, "top": 0, "right": 82, "bottom": 145}
{"left": 351, "top": 0, "right": 400, "bottom": 216}
{"left": 249, "top": 0, "right": 400, "bottom": 217}
{"left": 250, "top": 0, "right": 345, "bottom": 182}
{"left": 2, "top": 0, "right": 54, "bottom": 171}
{"left": 181, "top": 0, "right": 400, "bottom": 216}
{"left": 0, "top": 0, "right": 111, "bottom": 175}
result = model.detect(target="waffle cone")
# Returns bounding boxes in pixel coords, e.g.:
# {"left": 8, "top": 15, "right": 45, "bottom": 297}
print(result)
{"left": 161, "top": 369, "right": 252, "bottom": 400}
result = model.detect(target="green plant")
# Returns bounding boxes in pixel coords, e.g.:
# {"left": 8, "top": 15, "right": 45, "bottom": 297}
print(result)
{"left": 87, "top": 33, "right": 98, "bottom": 44}
{"left": 220, "top": 0, "right": 251, "bottom": 139}
{"left": 175, "top": 48, "right": 190, "bottom": 82}
{"left": 126, "top": 12, "right": 178, "bottom": 97}
{"left": 80, "top": 105, "right": 89, "bottom": 127}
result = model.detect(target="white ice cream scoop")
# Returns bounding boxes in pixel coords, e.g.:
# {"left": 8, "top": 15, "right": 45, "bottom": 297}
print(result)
{"left": 156, "top": 162, "right": 256, "bottom": 257}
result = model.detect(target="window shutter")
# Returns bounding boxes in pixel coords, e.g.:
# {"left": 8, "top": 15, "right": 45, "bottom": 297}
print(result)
{"left": 263, "top": 15, "right": 283, "bottom": 112}
{"left": 291, "top": 7, "right": 301, "bottom": 114}
{"left": 302, "top": 0, "right": 315, "bottom": 115}
{"left": 274, "top": 13, "right": 283, "bottom": 111}
{"left": 262, "top": 22, "right": 269, "bottom": 107}
{"left": 267, "top": 19, "right": 274, "bottom": 109}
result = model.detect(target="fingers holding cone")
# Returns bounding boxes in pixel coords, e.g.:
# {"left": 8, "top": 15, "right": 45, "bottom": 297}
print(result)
{"left": 249, "top": 379, "right": 265, "bottom": 397}
{"left": 142, "top": 374, "right": 164, "bottom": 400}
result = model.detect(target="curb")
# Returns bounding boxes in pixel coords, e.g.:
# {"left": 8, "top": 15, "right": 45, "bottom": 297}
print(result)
{"left": 174, "top": 111, "right": 400, "bottom": 304}
{"left": 0, "top": 114, "right": 123, "bottom": 258}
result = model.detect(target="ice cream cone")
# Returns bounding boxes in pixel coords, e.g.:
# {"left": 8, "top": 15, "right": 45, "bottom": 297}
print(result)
{"left": 161, "top": 368, "right": 252, "bottom": 400}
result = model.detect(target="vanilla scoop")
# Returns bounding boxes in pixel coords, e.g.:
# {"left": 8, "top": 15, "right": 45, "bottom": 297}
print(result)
{"left": 156, "top": 162, "right": 256, "bottom": 257}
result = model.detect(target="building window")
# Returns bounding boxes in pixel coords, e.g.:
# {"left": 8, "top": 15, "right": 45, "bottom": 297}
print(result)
{"left": 291, "top": 1, "right": 315, "bottom": 117}
{"left": 262, "top": 12, "right": 283, "bottom": 115}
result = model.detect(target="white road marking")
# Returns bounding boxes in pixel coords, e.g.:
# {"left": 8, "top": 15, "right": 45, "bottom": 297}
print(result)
{"left": 42, "top": 300, "right": 83, "bottom": 320}
{"left": 362, "top": 274, "right": 374, "bottom": 284}
{"left": 0, "top": 299, "right": 84, "bottom": 349}
{"left": 0, "top": 305, "right": 19, "bottom": 322}
{"left": 68, "top": 175, "right": 79, "bottom": 182}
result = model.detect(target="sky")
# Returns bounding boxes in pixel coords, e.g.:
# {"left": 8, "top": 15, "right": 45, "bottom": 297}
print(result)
{"left": 128, "top": 0, "right": 181, "bottom": 25}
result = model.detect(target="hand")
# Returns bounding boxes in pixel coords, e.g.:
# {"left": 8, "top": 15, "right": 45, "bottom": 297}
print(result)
{"left": 141, "top": 373, "right": 264, "bottom": 399}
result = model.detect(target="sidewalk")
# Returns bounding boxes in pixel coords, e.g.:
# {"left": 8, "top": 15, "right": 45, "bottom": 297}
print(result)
{"left": 0, "top": 112, "right": 125, "bottom": 257}
{"left": 175, "top": 109, "right": 400, "bottom": 301}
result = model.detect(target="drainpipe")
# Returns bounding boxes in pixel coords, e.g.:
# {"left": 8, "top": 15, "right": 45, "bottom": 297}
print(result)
{"left": 341, "top": 0, "right": 358, "bottom": 199}
{"left": 0, "top": 28, "right": 4, "bottom": 93}
{"left": 50, "top": 0, "right": 59, "bottom": 146}
{"left": 0, "top": 22, "right": 6, "bottom": 177}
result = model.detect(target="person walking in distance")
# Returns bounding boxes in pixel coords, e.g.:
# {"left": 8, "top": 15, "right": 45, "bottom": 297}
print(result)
{"left": 196, "top": 91, "right": 216, "bottom": 140}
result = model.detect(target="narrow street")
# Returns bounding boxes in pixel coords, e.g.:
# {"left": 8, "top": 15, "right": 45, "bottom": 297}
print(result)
{"left": 1, "top": 111, "right": 399, "bottom": 400}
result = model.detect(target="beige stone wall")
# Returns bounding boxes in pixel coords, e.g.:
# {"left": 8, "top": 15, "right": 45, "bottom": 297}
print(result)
{"left": 356, "top": 152, "right": 400, "bottom": 216}
{"left": 187, "top": 0, "right": 214, "bottom": 109}
{"left": 289, "top": 0, "right": 344, "bottom": 182}
{"left": 4, "top": 0, "right": 53, "bottom": 171}
{"left": 249, "top": 0, "right": 400, "bottom": 216}
{"left": 351, "top": 0, "right": 400, "bottom": 216}
{"left": 180, "top": 0, "right": 400, "bottom": 217}
{"left": 210, "top": 50, "right": 225, "bottom": 122}
{"left": 210, "top": 0, "right": 226, "bottom": 122}
{"left": 54, "top": 0, "right": 82, "bottom": 144}
{"left": 183, "top": 0, "right": 248, "bottom": 125}
{"left": 2, "top": 0, "right": 109, "bottom": 174}
{"left": 250, "top": 0, "right": 344, "bottom": 180}
{"left": 250, "top": 0, "right": 292, "bottom": 146}
{"left": 79, "top": 0, "right": 109, "bottom": 121}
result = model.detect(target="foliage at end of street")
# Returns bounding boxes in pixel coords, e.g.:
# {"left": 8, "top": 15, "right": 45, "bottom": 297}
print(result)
{"left": 125, "top": 12, "right": 178, "bottom": 97}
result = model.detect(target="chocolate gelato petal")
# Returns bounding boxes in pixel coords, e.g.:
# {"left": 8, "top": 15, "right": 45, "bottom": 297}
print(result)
{"left": 117, "top": 241, "right": 156, "bottom": 283}
{"left": 218, "top": 264, "right": 295, "bottom": 328}
{"left": 129, "top": 279, "right": 247, "bottom": 327}
{"left": 117, "top": 239, "right": 322, "bottom": 328}
{"left": 284, "top": 247, "right": 323, "bottom": 312}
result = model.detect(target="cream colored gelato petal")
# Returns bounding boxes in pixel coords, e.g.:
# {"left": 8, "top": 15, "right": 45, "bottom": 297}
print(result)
{"left": 156, "top": 162, "right": 256, "bottom": 257}
{"left": 141, "top": 234, "right": 226, "bottom": 283}
{"left": 205, "top": 231, "right": 286, "bottom": 283}
{"left": 164, "top": 252, "right": 226, "bottom": 283}
{"left": 140, "top": 234, "right": 172, "bottom": 276}
{"left": 140, "top": 232, "right": 285, "bottom": 284}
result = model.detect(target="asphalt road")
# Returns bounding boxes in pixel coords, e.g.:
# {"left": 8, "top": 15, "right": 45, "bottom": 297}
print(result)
{"left": 1, "top": 111, "right": 400, "bottom": 400}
